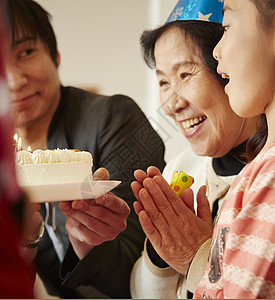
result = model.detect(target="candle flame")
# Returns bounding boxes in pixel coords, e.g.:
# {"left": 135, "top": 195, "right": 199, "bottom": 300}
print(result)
{"left": 13, "top": 132, "right": 24, "bottom": 151}
{"left": 18, "top": 137, "right": 22, "bottom": 151}
{"left": 13, "top": 133, "right": 18, "bottom": 142}
{"left": 27, "top": 146, "right": 32, "bottom": 152}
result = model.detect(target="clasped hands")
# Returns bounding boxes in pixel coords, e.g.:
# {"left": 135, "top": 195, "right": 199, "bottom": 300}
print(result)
{"left": 131, "top": 166, "right": 213, "bottom": 275}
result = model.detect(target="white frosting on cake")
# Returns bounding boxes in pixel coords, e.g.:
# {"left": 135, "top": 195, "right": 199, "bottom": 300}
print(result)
{"left": 16, "top": 149, "right": 93, "bottom": 186}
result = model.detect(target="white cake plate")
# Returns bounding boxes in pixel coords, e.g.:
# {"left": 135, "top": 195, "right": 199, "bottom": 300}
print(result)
{"left": 20, "top": 180, "right": 121, "bottom": 203}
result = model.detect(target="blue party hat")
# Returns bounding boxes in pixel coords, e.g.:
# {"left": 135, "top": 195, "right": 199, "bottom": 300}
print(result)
{"left": 166, "top": 0, "right": 224, "bottom": 24}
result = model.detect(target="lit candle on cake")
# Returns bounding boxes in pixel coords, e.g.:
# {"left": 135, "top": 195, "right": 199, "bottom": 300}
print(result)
{"left": 18, "top": 137, "right": 22, "bottom": 151}
{"left": 13, "top": 133, "right": 19, "bottom": 152}
{"left": 13, "top": 133, "right": 23, "bottom": 152}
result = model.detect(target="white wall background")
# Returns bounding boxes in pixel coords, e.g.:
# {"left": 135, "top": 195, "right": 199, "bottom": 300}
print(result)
{"left": 37, "top": 0, "right": 188, "bottom": 163}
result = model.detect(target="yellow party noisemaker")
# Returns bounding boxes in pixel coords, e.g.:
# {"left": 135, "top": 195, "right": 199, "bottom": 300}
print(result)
{"left": 170, "top": 171, "right": 194, "bottom": 195}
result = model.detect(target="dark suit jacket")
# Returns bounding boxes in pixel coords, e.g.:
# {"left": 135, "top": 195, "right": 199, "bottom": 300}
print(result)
{"left": 36, "top": 86, "right": 166, "bottom": 298}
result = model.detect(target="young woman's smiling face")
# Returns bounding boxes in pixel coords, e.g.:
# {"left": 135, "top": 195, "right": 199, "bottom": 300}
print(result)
{"left": 213, "top": 0, "right": 275, "bottom": 118}
{"left": 154, "top": 27, "right": 248, "bottom": 158}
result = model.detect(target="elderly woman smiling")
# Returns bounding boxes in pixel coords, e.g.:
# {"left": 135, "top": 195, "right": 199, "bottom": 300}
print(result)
{"left": 130, "top": 0, "right": 260, "bottom": 298}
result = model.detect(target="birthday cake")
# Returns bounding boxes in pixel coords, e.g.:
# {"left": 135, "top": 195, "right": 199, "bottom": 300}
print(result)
{"left": 16, "top": 149, "right": 93, "bottom": 186}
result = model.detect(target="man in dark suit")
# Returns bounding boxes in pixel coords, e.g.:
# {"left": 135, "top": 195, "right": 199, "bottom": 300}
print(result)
{"left": 3, "top": 0, "right": 165, "bottom": 298}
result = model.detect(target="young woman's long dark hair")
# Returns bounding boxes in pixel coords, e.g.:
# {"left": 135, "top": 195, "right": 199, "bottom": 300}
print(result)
{"left": 246, "top": 114, "right": 267, "bottom": 161}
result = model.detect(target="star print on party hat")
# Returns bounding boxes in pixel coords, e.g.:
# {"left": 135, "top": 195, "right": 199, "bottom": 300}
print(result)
{"left": 166, "top": 0, "right": 224, "bottom": 24}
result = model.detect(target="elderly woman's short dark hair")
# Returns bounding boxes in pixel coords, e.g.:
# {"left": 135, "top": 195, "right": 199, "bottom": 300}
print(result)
{"left": 140, "top": 20, "right": 227, "bottom": 87}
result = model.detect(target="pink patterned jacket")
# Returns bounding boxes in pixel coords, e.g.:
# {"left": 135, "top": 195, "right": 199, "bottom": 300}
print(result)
{"left": 194, "top": 142, "right": 275, "bottom": 299}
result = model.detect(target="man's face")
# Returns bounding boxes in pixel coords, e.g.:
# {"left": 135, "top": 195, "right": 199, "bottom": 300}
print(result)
{"left": 6, "top": 34, "right": 60, "bottom": 128}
